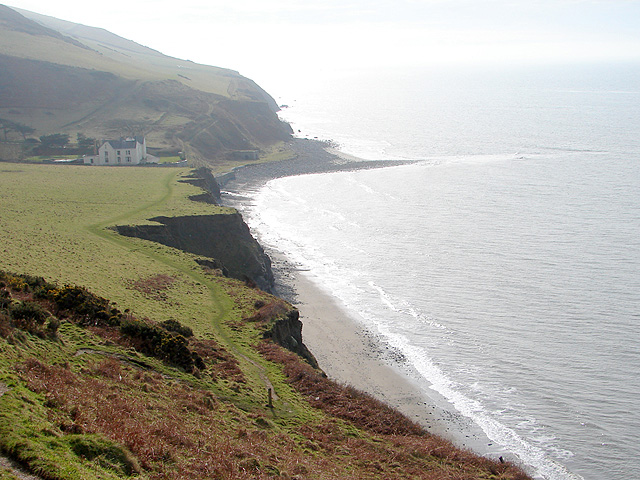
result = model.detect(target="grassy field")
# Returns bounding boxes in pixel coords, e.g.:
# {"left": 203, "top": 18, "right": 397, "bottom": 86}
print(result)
{"left": 0, "top": 164, "right": 531, "bottom": 479}
{"left": 0, "top": 164, "right": 231, "bottom": 327}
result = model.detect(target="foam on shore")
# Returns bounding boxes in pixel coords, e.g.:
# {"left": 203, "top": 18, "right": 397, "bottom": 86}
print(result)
{"left": 221, "top": 139, "right": 514, "bottom": 464}
{"left": 292, "top": 265, "right": 500, "bottom": 451}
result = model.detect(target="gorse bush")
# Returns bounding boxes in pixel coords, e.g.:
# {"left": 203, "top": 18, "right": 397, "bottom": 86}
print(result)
{"left": 0, "top": 270, "right": 205, "bottom": 373}
{"left": 160, "top": 318, "right": 193, "bottom": 337}
{"left": 9, "top": 301, "right": 48, "bottom": 324}
{"left": 47, "top": 284, "right": 121, "bottom": 326}
{"left": 0, "top": 271, "right": 55, "bottom": 294}
{"left": 5, "top": 300, "right": 58, "bottom": 339}
{"left": 120, "top": 318, "right": 204, "bottom": 372}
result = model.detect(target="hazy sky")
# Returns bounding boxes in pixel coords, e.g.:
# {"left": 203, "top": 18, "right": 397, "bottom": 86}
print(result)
{"left": 7, "top": 0, "right": 640, "bottom": 85}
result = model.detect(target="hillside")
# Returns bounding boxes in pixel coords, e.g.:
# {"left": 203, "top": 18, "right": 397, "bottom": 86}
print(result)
{"left": 0, "top": 164, "right": 531, "bottom": 479}
{"left": 0, "top": 5, "right": 292, "bottom": 164}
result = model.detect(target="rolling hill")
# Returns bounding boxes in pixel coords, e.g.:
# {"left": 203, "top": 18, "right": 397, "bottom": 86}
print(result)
{"left": 0, "top": 4, "right": 292, "bottom": 164}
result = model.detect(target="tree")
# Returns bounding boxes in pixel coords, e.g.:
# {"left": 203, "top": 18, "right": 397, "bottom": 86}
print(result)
{"left": 0, "top": 118, "right": 36, "bottom": 141}
{"left": 0, "top": 118, "right": 11, "bottom": 141}
{"left": 77, "top": 133, "right": 96, "bottom": 152}
{"left": 14, "top": 123, "right": 35, "bottom": 140}
{"left": 39, "top": 133, "right": 70, "bottom": 148}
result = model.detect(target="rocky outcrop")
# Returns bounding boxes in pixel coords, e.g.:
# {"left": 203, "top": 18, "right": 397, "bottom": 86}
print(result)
{"left": 265, "top": 309, "right": 319, "bottom": 369}
{"left": 114, "top": 213, "right": 274, "bottom": 292}
{"left": 180, "top": 167, "right": 222, "bottom": 204}
{"left": 114, "top": 208, "right": 320, "bottom": 366}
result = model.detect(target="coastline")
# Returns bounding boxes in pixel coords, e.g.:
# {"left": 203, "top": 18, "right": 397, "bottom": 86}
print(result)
{"left": 217, "top": 138, "right": 415, "bottom": 193}
{"left": 289, "top": 264, "right": 502, "bottom": 454}
{"left": 221, "top": 138, "right": 513, "bottom": 463}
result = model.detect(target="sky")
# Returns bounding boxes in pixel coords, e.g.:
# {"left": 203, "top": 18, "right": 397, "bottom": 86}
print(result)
{"left": 6, "top": 0, "right": 640, "bottom": 89}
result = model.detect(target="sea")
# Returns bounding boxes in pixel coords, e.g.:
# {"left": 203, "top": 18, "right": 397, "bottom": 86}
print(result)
{"left": 232, "top": 63, "right": 640, "bottom": 480}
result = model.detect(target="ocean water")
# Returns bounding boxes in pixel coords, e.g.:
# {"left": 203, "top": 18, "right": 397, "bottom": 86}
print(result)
{"left": 240, "top": 64, "right": 640, "bottom": 479}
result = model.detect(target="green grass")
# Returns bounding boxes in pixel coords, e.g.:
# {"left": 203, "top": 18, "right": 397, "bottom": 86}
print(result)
{"left": 0, "top": 164, "right": 269, "bottom": 385}
{"left": 23, "top": 155, "right": 81, "bottom": 163}
{"left": 0, "top": 163, "right": 290, "bottom": 404}
{"left": 0, "top": 164, "right": 230, "bottom": 327}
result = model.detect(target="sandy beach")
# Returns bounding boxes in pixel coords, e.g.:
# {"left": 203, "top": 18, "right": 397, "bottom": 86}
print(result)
{"left": 222, "top": 138, "right": 510, "bottom": 461}
{"left": 282, "top": 259, "right": 509, "bottom": 459}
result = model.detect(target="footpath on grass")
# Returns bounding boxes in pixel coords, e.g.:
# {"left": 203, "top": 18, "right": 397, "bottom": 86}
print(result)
{"left": 86, "top": 169, "right": 230, "bottom": 328}
{"left": 84, "top": 168, "right": 279, "bottom": 406}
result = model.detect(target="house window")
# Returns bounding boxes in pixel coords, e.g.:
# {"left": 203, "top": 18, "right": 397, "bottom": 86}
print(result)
{"left": 117, "top": 157, "right": 121, "bottom": 163}
{"left": 126, "top": 150, "right": 131, "bottom": 154}
{"left": 105, "top": 158, "right": 109, "bottom": 163}
{"left": 117, "top": 150, "right": 121, "bottom": 155}
{"left": 126, "top": 157, "right": 131, "bottom": 162}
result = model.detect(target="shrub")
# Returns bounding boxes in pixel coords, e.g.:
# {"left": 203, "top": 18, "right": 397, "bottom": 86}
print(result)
{"left": 120, "top": 318, "right": 201, "bottom": 372}
{"left": 10, "top": 301, "right": 48, "bottom": 323}
{"left": 21, "top": 274, "right": 55, "bottom": 291}
{"left": 0, "top": 271, "right": 204, "bottom": 373}
{"left": 7, "top": 300, "right": 57, "bottom": 338}
{"left": 6, "top": 276, "right": 27, "bottom": 292}
{"left": 160, "top": 319, "right": 193, "bottom": 337}
{"left": 49, "top": 285, "right": 121, "bottom": 326}
{"left": 0, "top": 289, "right": 10, "bottom": 309}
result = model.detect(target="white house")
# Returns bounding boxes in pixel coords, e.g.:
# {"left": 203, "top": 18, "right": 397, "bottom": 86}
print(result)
{"left": 84, "top": 136, "right": 154, "bottom": 165}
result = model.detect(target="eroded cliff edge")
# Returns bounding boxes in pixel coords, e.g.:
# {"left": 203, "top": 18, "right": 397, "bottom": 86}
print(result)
{"left": 111, "top": 167, "right": 320, "bottom": 367}
{"left": 115, "top": 212, "right": 274, "bottom": 292}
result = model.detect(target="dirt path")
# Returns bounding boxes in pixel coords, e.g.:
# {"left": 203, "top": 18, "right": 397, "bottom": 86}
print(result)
{"left": 0, "top": 456, "right": 43, "bottom": 480}
{"left": 0, "top": 383, "right": 44, "bottom": 480}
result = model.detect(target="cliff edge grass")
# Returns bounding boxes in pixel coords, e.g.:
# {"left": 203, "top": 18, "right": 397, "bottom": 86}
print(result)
{"left": 0, "top": 164, "right": 532, "bottom": 479}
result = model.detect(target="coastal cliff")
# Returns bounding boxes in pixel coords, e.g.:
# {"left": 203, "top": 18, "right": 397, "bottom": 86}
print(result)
{"left": 264, "top": 309, "right": 319, "bottom": 369}
{"left": 115, "top": 213, "right": 274, "bottom": 292}
{"left": 0, "top": 152, "right": 533, "bottom": 480}
{"left": 180, "top": 166, "right": 222, "bottom": 204}
{"left": 112, "top": 166, "right": 323, "bottom": 369}
{"left": 113, "top": 166, "right": 273, "bottom": 292}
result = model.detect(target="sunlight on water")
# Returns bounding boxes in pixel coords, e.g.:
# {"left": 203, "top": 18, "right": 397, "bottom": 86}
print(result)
{"left": 241, "top": 64, "right": 640, "bottom": 480}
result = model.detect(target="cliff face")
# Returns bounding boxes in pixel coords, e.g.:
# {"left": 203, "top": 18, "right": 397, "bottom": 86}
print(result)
{"left": 180, "top": 167, "right": 222, "bottom": 204}
{"left": 265, "top": 309, "right": 319, "bottom": 369}
{"left": 115, "top": 213, "right": 274, "bottom": 292}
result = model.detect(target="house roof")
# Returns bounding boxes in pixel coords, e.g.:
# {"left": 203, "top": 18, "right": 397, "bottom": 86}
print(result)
{"left": 103, "top": 136, "right": 144, "bottom": 149}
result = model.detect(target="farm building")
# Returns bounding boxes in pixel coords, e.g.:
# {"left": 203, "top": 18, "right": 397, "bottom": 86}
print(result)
{"left": 84, "top": 137, "right": 156, "bottom": 165}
